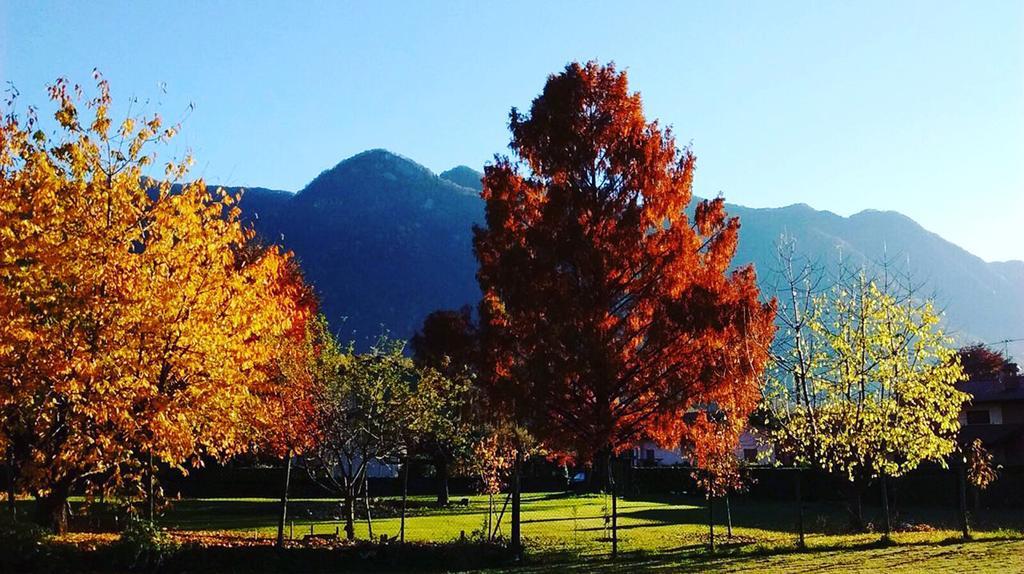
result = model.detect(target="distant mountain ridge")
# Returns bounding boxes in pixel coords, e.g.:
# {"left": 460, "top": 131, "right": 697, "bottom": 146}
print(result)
{"left": 228, "top": 149, "right": 1023, "bottom": 356}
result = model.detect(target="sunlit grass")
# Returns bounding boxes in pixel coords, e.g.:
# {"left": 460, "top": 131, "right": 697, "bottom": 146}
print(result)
{"left": 144, "top": 491, "right": 1024, "bottom": 568}
{"left": 33, "top": 492, "right": 1019, "bottom": 571}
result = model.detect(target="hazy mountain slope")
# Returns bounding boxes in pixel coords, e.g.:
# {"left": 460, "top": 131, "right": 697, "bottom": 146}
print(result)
{"left": 726, "top": 204, "right": 1024, "bottom": 353}
{"left": 230, "top": 150, "right": 1022, "bottom": 356}
{"left": 439, "top": 165, "right": 484, "bottom": 191}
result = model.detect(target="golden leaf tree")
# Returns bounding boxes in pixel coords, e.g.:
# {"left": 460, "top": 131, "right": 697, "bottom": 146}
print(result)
{"left": 762, "top": 244, "right": 967, "bottom": 533}
{"left": 0, "top": 74, "right": 307, "bottom": 532}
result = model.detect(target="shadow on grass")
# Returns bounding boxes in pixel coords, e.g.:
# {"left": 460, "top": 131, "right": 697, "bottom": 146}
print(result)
{"left": 512, "top": 532, "right": 1024, "bottom": 573}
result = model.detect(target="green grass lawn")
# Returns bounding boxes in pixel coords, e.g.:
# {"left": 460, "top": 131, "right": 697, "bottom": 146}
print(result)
{"left": 148, "top": 491, "right": 1024, "bottom": 571}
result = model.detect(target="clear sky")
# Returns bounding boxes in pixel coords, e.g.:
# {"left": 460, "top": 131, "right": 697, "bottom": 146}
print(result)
{"left": 3, "top": 1, "right": 1022, "bottom": 261}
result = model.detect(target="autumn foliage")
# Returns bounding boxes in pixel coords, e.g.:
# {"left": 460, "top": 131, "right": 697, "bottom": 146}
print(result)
{"left": 0, "top": 75, "right": 311, "bottom": 531}
{"left": 473, "top": 62, "right": 776, "bottom": 469}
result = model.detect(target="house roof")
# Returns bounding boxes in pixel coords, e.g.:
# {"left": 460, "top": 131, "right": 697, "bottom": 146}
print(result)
{"left": 956, "top": 378, "right": 1024, "bottom": 403}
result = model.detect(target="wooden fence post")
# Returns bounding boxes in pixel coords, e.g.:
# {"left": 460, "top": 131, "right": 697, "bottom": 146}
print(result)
{"left": 511, "top": 449, "right": 522, "bottom": 559}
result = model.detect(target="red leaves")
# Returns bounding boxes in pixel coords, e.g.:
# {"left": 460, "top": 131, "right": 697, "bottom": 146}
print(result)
{"left": 475, "top": 62, "right": 776, "bottom": 467}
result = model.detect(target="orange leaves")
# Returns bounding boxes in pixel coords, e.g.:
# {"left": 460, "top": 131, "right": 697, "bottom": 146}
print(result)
{"left": 475, "top": 62, "right": 776, "bottom": 466}
{"left": 0, "top": 75, "right": 313, "bottom": 510}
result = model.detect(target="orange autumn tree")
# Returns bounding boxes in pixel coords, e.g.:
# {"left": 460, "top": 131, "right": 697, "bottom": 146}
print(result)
{"left": 241, "top": 247, "right": 319, "bottom": 547}
{"left": 0, "top": 74, "right": 305, "bottom": 531}
{"left": 474, "top": 62, "right": 776, "bottom": 480}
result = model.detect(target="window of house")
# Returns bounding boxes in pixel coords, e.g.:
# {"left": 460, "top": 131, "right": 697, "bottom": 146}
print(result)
{"left": 645, "top": 449, "right": 656, "bottom": 463}
{"left": 743, "top": 448, "right": 758, "bottom": 462}
{"left": 966, "top": 409, "right": 991, "bottom": 425}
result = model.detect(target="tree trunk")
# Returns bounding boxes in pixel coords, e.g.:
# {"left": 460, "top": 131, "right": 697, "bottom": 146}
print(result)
{"left": 725, "top": 494, "right": 733, "bottom": 538}
{"left": 435, "top": 456, "right": 450, "bottom": 506}
{"left": 846, "top": 481, "right": 865, "bottom": 531}
{"left": 492, "top": 491, "right": 511, "bottom": 541}
{"left": 364, "top": 472, "right": 374, "bottom": 540}
{"left": 343, "top": 488, "right": 356, "bottom": 541}
{"left": 707, "top": 495, "right": 715, "bottom": 553}
{"left": 590, "top": 449, "right": 611, "bottom": 493}
{"left": 796, "top": 468, "right": 805, "bottom": 548}
{"left": 400, "top": 458, "right": 409, "bottom": 544}
{"left": 276, "top": 451, "right": 293, "bottom": 548}
{"left": 957, "top": 462, "right": 971, "bottom": 540}
{"left": 37, "top": 481, "right": 71, "bottom": 534}
{"left": 609, "top": 451, "right": 618, "bottom": 559}
{"left": 880, "top": 473, "right": 891, "bottom": 541}
{"left": 147, "top": 449, "right": 155, "bottom": 525}
{"left": 5, "top": 449, "right": 15, "bottom": 521}
{"left": 510, "top": 448, "right": 522, "bottom": 558}
{"left": 487, "top": 493, "right": 494, "bottom": 540}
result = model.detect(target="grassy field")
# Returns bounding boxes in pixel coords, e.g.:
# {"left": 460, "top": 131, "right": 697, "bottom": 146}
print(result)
{"left": 145, "top": 492, "right": 1024, "bottom": 571}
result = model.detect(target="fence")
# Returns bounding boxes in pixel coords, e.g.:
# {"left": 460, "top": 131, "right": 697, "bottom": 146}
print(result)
{"left": 506, "top": 463, "right": 1024, "bottom": 558}
{"left": 223, "top": 462, "right": 1024, "bottom": 558}
{"left": 9, "top": 461, "right": 1022, "bottom": 559}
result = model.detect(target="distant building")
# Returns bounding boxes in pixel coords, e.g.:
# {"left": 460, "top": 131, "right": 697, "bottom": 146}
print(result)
{"left": 630, "top": 427, "right": 774, "bottom": 468}
{"left": 957, "top": 365, "right": 1024, "bottom": 464}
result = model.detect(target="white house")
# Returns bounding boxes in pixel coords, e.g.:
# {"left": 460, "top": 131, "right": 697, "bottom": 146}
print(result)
{"left": 630, "top": 427, "right": 774, "bottom": 467}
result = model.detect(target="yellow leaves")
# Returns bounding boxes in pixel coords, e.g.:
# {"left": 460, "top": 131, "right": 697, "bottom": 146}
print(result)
{"left": 767, "top": 264, "right": 967, "bottom": 481}
{"left": 119, "top": 118, "right": 135, "bottom": 138}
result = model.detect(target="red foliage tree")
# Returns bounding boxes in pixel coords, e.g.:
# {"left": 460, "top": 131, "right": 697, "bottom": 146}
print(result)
{"left": 410, "top": 306, "right": 479, "bottom": 379}
{"left": 473, "top": 62, "right": 776, "bottom": 472}
{"left": 957, "top": 343, "right": 1014, "bottom": 381}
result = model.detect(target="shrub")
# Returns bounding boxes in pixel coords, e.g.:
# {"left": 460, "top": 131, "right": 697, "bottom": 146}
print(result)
{"left": 0, "top": 515, "right": 48, "bottom": 570}
{"left": 113, "top": 518, "right": 178, "bottom": 570}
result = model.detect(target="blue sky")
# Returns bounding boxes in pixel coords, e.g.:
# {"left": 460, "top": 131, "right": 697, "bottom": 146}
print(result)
{"left": 3, "top": 1, "right": 1022, "bottom": 261}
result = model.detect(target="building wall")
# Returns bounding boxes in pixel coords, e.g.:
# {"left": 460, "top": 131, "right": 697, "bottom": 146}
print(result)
{"left": 631, "top": 428, "right": 774, "bottom": 467}
{"left": 1002, "top": 402, "right": 1024, "bottom": 424}
{"left": 960, "top": 403, "right": 1003, "bottom": 425}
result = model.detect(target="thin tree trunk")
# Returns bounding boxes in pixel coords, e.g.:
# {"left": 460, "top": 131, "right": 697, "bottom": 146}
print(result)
{"left": 344, "top": 485, "right": 356, "bottom": 541}
{"left": 487, "top": 493, "right": 494, "bottom": 540}
{"left": 276, "top": 451, "right": 293, "bottom": 548}
{"left": 364, "top": 472, "right": 374, "bottom": 540}
{"left": 5, "top": 449, "right": 15, "bottom": 521}
{"left": 511, "top": 448, "right": 522, "bottom": 558}
{"left": 957, "top": 462, "right": 971, "bottom": 540}
{"left": 725, "top": 494, "right": 733, "bottom": 538}
{"left": 435, "top": 456, "right": 450, "bottom": 506}
{"left": 880, "top": 473, "right": 891, "bottom": 541}
{"left": 147, "top": 449, "right": 155, "bottom": 525}
{"left": 38, "top": 480, "right": 71, "bottom": 534}
{"left": 846, "top": 481, "right": 865, "bottom": 531}
{"left": 708, "top": 495, "right": 715, "bottom": 553}
{"left": 400, "top": 458, "right": 409, "bottom": 544}
{"left": 609, "top": 451, "right": 618, "bottom": 559}
{"left": 492, "top": 491, "right": 511, "bottom": 541}
{"left": 796, "top": 468, "right": 805, "bottom": 548}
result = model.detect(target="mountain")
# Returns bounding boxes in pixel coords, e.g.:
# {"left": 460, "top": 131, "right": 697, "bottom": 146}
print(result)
{"left": 237, "top": 149, "right": 482, "bottom": 346}
{"left": 439, "top": 165, "right": 484, "bottom": 191}
{"left": 231, "top": 149, "right": 1024, "bottom": 356}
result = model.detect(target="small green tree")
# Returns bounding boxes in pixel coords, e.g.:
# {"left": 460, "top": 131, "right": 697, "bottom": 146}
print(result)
{"left": 305, "top": 334, "right": 418, "bottom": 540}
{"left": 410, "top": 307, "right": 481, "bottom": 505}
{"left": 763, "top": 243, "right": 967, "bottom": 534}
